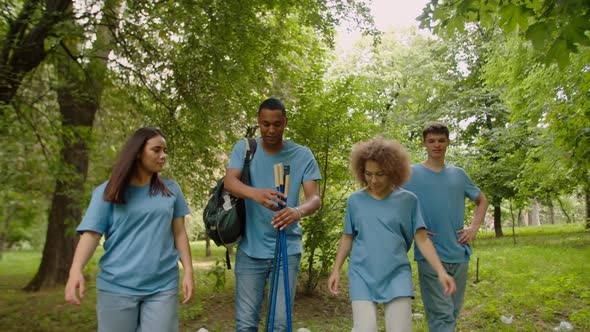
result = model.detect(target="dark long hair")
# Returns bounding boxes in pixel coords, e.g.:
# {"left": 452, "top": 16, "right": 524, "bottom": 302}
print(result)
{"left": 103, "top": 127, "right": 173, "bottom": 204}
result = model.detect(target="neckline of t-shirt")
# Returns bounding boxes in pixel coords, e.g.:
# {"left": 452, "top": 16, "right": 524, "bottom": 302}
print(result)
{"left": 128, "top": 182, "right": 150, "bottom": 189}
{"left": 257, "top": 138, "right": 291, "bottom": 157}
{"left": 363, "top": 187, "right": 400, "bottom": 201}
{"left": 418, "top": 162, "right": 447, "bottom": 174}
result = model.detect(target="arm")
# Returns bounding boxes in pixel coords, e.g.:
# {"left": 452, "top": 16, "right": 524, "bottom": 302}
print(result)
{"left": 414, "top": 229, "right": 456, "bottom": 296}
{"left": 327, "top": 234, "right": 353, "bottom": 296}
{"left": 65, "top": 231, "right": 102, "bottom": 305}
{"left": 172, "top": 216, "right": 194, "bottom": 304}
{"left": 271, "top": 179, "right": 321, "bottom": 230}
{"left": 457, "top": 192, "right": 489, "bottom": 244}
{"left": 224, "top": 168, "right": 285, "bottom": 211}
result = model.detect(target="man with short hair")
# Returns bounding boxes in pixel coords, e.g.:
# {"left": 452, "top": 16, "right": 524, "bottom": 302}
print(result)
{"left": 404, "top": 122, "right": 488, "bottom": 332}
{"left": 224, "top": 97, "right": 321, "bottom": 331}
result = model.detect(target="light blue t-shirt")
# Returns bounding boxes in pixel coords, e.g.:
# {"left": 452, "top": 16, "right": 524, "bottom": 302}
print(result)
{"left": 344, "top": 188, "right": 425, "bottom": 303}
{"left": 77, "top": 179, "right": 190, "bottom": 295}
{"left": 403, "top": 163, "right": 481, "bottom": 263}
{"left": 228, "top": 138, "right": 321, "bottom": 259}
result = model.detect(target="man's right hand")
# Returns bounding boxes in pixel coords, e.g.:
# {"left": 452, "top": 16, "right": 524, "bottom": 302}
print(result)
{"left": 251, "top": 188, "right": 286, "bottom": 211}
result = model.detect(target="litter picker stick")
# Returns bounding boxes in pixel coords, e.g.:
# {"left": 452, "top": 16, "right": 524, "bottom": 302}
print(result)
{"left": 267, "top": 164, "right": 282, "bottom": 331}
{"left": 266, "top": 163, "right": 292, "bottom": 332}
{"left": 281, "top": 165, "right": 292, "bottom": 330}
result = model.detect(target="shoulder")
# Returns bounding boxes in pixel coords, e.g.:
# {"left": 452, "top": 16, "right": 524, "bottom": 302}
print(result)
{"left": 395, "top": 188, "right": 418, "bottom": 203}
{"left": 348, "top": 189, "right": 366, "bottom": 202}
{"left": 161, "top": 178, "right": 182, "bottom": 192}
{"left": 232, "top": 138, "right": 248, "bottom": 151}
{"left": 92, "top": 180, "right": 109, "bottom": 195}
{"left": 397, "top": 187, "right": 417, "bottom": 199}
{"left": 410, "top": 163, "right": 425, "bottom": 173}
{"left": 445, "top": 164, "right": 469, "bottom": 176}
{"left": 286, "top": 140, "right": 310, "bottom": 152}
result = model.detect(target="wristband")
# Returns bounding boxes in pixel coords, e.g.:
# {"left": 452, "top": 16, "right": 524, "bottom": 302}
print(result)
{"left": 293, "top": 206, "right": 303, "bottom": 220}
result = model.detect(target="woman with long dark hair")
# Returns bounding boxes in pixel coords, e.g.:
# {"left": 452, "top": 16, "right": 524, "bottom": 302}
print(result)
{"left": 65, "top": 127, "right": 193, "bottom": 332}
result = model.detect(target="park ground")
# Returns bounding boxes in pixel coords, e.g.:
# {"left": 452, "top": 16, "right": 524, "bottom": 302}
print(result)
{"left": 1, "top": 224, "right": 589, "bottom": 331}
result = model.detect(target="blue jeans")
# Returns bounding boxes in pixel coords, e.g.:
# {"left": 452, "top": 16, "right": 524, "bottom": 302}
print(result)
{"left": 418, "top": 260, "right": 469, "bottom": 332}
{"left": 235, "top": 248, "right": 301, "bottom": 332}
{"left": 97, "top": 288, "right": 179, "bottom": 332}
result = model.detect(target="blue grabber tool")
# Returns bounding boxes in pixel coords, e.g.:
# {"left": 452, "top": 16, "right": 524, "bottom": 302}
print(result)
{"left": 265, "top": 163, "right": 292, "bottom": 332}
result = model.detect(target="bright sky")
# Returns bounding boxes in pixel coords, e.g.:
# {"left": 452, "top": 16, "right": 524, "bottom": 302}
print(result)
{"left": 337, "top": 0, "right": 429, "bottom": 49}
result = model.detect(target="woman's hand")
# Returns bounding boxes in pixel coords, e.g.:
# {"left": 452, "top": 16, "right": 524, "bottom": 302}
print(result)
{"left": 327, "top": 270, "right": 340, "bottom": 296}
{"left": 181, "top": 272, "right": 194, "bottom": 304}
{"left": 64, "top": 270, "right": 85, "bottom": 305}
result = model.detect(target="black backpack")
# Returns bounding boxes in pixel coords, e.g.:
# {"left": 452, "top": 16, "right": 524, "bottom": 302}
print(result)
{"left": 203, "top": 138, "right": 257, "bottom": 269}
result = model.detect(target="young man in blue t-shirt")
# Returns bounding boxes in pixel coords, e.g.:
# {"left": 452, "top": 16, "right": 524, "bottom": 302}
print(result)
{"left": 404, "top": 122, "right": 488, "bottom": 332}
{"left": 224, "top": 98, "right": 322, "bottom": 331}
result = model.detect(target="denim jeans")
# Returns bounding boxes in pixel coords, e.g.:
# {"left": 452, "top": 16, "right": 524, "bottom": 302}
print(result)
{"left": 417, "top": 260, "right": 469, "bottom": 332}
{"left": 234, "top": 248, "right": 301, "bottom": 332}
{"left": 96, "top": 288, "right": 178, "bottom": 332}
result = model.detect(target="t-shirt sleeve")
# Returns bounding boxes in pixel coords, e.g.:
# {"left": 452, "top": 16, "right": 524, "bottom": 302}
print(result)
{"left": 302, "top": 147, "right": 322, "bottom": 182}
{"left": 77, "top": 184, "right": 111, "bottom": 235}
{"left": 171, "top": 181, "right": 191, "bottom": 218}
{"left": 461, "top": 169, "right": 481, "bottom": 201}
{"left": 227, "top": 139, "right": 246, "bottom": 170}
{"left": 343, "top": 196, "right": 354, "bottom": 235}
{"left": 412, "top": 196, "right": 427, "bottom": 234}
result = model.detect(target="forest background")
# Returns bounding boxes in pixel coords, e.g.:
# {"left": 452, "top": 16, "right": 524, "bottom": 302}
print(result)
{"left": 1, "top": 0, "right": 589, "bottom": 329}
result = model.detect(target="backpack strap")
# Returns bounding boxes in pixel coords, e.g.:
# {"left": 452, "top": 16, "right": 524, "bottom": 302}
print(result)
{"left": 222, "top": 138, "right": 257, "bottom": 270}
{"left": 243, "top": 137, "right": 257, "bottom": 163}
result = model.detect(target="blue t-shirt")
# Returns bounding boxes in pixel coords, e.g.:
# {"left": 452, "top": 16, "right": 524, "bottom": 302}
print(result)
{"left": 344, "top": 188, "right": 425, "bottom": 303}
{"left": 403, "top": 163, "right": 480, "bottom": 263}
{"left": 77, "top": 179, "right": 190, "bottom": 295}
{"left": 228, "top": 138, "right": 321, "bottom": 259}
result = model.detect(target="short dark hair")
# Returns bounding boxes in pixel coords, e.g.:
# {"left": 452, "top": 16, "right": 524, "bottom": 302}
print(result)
{"left": 258, "top": 98, "right": 286, "bottom": 116}
{"left": 422, "top": 122, "right": 450, "bottom": 140}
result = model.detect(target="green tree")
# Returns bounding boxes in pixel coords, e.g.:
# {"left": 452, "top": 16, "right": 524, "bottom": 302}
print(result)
{"left": 0, "top": 0, "right": 71, "bottom": 105}
{"left": 482, "top": 36, "right": 590, "bottom": 228}
{"left": 25, "top": 0, "right": 121, "bottom": 290}
{"left": 419, "top": 0, "right": 590, "bottom": 68}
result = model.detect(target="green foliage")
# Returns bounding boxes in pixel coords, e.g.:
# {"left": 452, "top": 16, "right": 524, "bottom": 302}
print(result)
{"left": 205, "top": 258, "right": 227, "bottom": 291}
{"left": 419, "top": 0, "right": 590, "bottom": 68}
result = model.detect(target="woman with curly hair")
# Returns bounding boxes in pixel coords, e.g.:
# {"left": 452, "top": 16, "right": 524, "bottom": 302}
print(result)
{"left": 328, "top": 136, "right": 456, "bottom": 332}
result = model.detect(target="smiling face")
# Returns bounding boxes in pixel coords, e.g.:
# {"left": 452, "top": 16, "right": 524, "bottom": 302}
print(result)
{"left": 258, "top": 108, "right": 287, "bottom": 149}
{"left": 137, "top": 135, "right": 167, "bottom": 175}
{"left": 423, "top": 133, "right": 450, "bottom": 161}
{"left": 364, "top": 160, "right": 393, "bottom": 197}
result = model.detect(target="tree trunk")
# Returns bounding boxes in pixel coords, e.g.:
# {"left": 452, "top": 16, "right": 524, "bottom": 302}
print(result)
{"left": 25, "top": 0, "right": 119, "bottom": 291}
{"left": 0, "top": 211, "right": 10, "bottom": 260}
{"left": 549, "top": 200, "right": 555, "bottom": 225}
{"left": 557, "top": 197, "right": 572, "bottom": 223}
{"left": 493, "top": 204, "right": 503, "bottom": 237}
{"left": 530, "top": 200, "right": 541, "bottom": 226}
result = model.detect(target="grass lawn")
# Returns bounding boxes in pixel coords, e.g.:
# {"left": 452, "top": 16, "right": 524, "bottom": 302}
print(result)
{"left": 0, "top": 223, "right": 588, "bottom": 331}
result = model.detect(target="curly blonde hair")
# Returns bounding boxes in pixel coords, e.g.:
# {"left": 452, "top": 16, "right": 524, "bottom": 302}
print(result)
{"left": 350, "top": 136, "right": 411, "bottom": 187}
